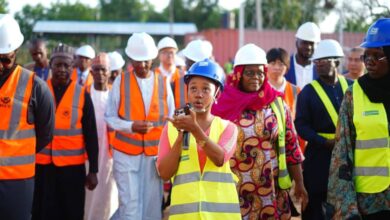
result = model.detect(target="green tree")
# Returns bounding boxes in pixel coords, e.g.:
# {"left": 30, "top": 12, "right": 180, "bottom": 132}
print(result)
{"left": 14, "top": 4, "right": 47, "bottom": 42}
{"left": 341, "top": 0, "right": 390, "bottom": 32}
{"left": 99, "top": 0, "right": 151, "bottom": 21}
{"left": 46, "top": 2, "right": 97, "bottom": 20}
{"left": 161, "top": 0, "right": 222, "bottom": 30}
{"left": 243, "top": 0, "right": 329, "bottom": 30}
{"left": 0, "top": 0, "right": 7, "bottom": 13}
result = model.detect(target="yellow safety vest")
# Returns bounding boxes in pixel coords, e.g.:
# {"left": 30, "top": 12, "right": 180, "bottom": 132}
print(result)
{"left": 352, "top": 81, "right": 390, "bottom": 193}
{"left": 310, "top": 75, "right": 348, "bottom": 139}
{"left": 167, "top": 116, "right": 241, "bottom": 220}
{"left": 270, "top": 97, "right": 293, "bottom": 189}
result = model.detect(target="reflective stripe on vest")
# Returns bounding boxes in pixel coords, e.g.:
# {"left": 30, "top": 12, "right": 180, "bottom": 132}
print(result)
{"left": 167, "top": 117, "right": 241, "bottom": 220}
{"left": 114, "top": 71, "right": 168, "bottom": 156}
{"left": 172, "top": 70, "right": 187, "bottom": 109}
{"left": 155, "top": 67, "right": 187, "bottom": 109}
{"left": 37, "top": 80, "right": 86, "bottom": 166}
{"left": 270, "top": 97, "right": 292, "bottom": 189}
{"left": 284, "top": 82, "right": 300, "bottom": 117}
{"left": 352, "top": 81, "right": 390, "bottom": 193}
{"left": 311, "top": 75, "right": 348, "bottom": 137}
{"left": 0, "top": 66, "right": 36, "bottom": 179}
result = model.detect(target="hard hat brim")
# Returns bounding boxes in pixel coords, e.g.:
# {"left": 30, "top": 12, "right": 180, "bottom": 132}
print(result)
{"left": 0, "top": 34, "right": 23, "bottom": 54}
{"left": 125, "top": 47, "right": 158, "bottom": 61}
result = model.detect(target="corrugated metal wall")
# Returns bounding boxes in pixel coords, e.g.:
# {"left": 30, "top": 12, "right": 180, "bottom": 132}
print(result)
{"left": 185, "top": 29, "right": 365, "bottom": 67}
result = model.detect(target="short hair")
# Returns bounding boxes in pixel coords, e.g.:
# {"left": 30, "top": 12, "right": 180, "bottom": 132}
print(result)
{"left": 349, "top": 47, "right": 364, "bottom": 54}
{"left": 266, "top": 48, "right": 290, "bottom": 69}
{"left": 29, "top": 38, "right": 46, "bottom": 49}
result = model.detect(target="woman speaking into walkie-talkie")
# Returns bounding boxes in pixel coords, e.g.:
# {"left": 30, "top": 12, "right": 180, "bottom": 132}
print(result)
{"left": 156, "top": 59, "right": 241, "bottom": 220}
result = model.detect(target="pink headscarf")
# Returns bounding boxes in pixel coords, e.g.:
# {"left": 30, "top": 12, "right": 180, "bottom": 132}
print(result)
{"left": 211, "top": 65, "right": 282, "bottom": 122}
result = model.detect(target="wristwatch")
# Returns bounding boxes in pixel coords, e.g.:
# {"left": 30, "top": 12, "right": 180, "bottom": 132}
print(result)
{"left": 196, "top": 137, "right": 209, "bottom": 148}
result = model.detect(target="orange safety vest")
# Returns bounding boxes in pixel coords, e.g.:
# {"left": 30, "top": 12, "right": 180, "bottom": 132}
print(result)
{"left": 155, "top": 67, "right": 187, "bottom": 109}
{"left": 71, "top": 68, "right": 94, "bottom": 87}
{"left": 113, "top": 71, "right": 168, "bottom": 156}
{"left": 284, "top": 82, "right": 300, "bottom": 118}
{"left": 36, "top": 80, "right": 86, "bottom": 166}
{"left": 283, "top": 82, "right": 307, "bottom": 152}
{"left": 0, "top": 66, "right": 36, "bottom": 179}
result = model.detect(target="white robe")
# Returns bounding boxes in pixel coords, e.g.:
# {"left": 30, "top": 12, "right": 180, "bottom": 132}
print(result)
{"left": 84, "top": 86, "right": 118, "bottom": 220}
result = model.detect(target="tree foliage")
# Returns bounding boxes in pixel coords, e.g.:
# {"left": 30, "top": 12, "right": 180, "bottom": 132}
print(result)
{"left": 243, "top": 0, "right": 328, "bottom": 30}
{"left": 0, "top": 0, "right": 7, "bottom": 13}
{"left": 342, "top": 0, "right": 390, "bottom": 32}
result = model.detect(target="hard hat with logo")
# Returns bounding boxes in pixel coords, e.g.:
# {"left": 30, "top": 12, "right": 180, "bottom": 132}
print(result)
{"left": 125, "top": 32, "right": 158, "bottom": 61}
{"left": 184, "top": 58, "right": 225, "bottom": 90}
{"left": 311, "top": 39, "right": 344, "bottom": 60}
{"left": 157, "top": 37, "right": 178, "bottom": 51}
{"left": 0, "top": 14, "right": 24, "bottom": 54}
{"left": 76, "top": 45, "right": 96, "bottom": 59}
{"left": 295, "top": 22, "right": 321, "bottom": 43}
{"left": 108, "top": 51, "right": 125, "bottom": 71}
{"left": 182, "top": 39, "right": 212, "bottom": 62}
{"left": 234, "top": 43, "right": 267, "bottom": 67}
{"left": 360, "top": 18, "right": 390, "bottom": 48}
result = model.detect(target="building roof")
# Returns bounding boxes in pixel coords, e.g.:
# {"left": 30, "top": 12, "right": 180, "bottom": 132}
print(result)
{"left": 33, "top": 21, "right": 197, "bottom": 36}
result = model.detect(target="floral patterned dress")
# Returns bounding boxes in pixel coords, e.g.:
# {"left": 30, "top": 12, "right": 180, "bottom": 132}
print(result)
{"left": 326, "top": 88, "right": 390, "bottom": 219}
{"left": 230, "top": 103, "right": 303, "bottom": 220}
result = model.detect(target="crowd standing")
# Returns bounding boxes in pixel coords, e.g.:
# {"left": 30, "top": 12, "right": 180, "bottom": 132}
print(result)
{"left": 0, "top": 12, "right": 389, "bottom": 220}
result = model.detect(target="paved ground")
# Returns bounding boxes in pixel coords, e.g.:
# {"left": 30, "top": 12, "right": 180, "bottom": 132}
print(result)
{"left": 162, "top": 188, "right": 303, "bottom": 220}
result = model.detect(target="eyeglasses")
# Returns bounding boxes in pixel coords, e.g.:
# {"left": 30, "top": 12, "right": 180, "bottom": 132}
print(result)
{"left": 0, "top": 57, "right": 12, "bottom": 65}
{"left": 161, "top": 51, "right": 175, "bottom": 56}
{"left": 313, "top": 58, "right": 334, "bottom": 64}
{"left": 360, "top": 54, "right": 387, "bottom": 63}
{"left": 243, "top": 70, "right": 264, "bottom": 78}
{"left": 92, "top": 67, "right": 108, "bottom": 72}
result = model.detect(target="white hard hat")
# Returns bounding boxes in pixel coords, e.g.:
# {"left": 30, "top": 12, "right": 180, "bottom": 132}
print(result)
{"left": 175, "top": 56, "right": 185, "bottom": 67}
{"left": 76, "top": 45, "right": 95, "bottom": 59}
{"left": 295, "top": 22, "right": 321, "bottom": 43}
{"left": 157, "top": 37, "right": 178, "bottom": 51}
{"left": 0, "top": 14, "right": 24, "bottom": 54}
{"left": 125, "top": 32, "right": 158, "bottom": 61}
{"left": 311, "top": 39, "right": 344, "bottom": 60}
{"left": 182, "top": 39, "right": 212, "bottom": 62}
{"left": 108, "top": 51, "right": 125, "bottom": 71}
{"left": 234, "top": 43, "right": 267, "bottom": 67}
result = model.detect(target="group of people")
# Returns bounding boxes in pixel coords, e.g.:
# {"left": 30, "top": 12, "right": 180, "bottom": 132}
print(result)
{"left": 0, "top": 11, "right": 389, "bottom": 220}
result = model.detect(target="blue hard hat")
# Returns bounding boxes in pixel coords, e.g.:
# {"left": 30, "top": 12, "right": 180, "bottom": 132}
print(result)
{"left": 360, "top": 18, "right": 390, "bottom": 48}
{"left": 184, "top": 58, "right": 225, "bottom": 90}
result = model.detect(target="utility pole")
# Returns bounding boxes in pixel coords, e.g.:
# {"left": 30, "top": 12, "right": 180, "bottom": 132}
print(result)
{"left": 256, "top": 0, "right": 263, "bottom": 31}
{"left": 239, "top": 2, "right": 245, "bottom": 48}
{"left": 169, "top": 0, "right": 174, "bottom": 38}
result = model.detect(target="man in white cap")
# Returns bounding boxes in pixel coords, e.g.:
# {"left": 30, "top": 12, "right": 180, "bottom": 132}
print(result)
{"left": 84, "top": 53, "right": 118, "bottom": 220}
{"left": 33, "top": 44, "right": 99, "bottom": 220}
{"left": 0, "top": 14, "right": 55, "bottom": 219}
{"left": 108, "top": 51, "right": 125, "bottom": 85}
{"left": 105, "top": 32, "right": 174, "bottom": 220}
{"left": 155, "top": 36, "right": 188, "bottom": 109}
{"left": 285, "top": 22, "right": 321, "bottom": 89}
{"left": 73, "top": 44, "right": 96, "bottom": 86}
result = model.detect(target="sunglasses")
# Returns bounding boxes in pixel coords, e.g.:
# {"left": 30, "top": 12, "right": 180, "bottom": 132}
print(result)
{"left": 360, "top": 54, "right": 387, "bottom": 63}
{"left": 0, "top": 57, "right": 12, "bottom": 65}
{"left": 243, "top": 70, "right": 264, "bottom": 78}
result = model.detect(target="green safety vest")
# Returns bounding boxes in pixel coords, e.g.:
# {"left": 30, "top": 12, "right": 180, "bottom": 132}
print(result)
{"left": 310, "top": 75, "right": 348, "bottom": 139}
{"left": 167, "top": 116, "right": 241, "bottom": 220}
{"left": 352, "top": 81, "right": 390, "bottom": 193}
{"left": 270, "top": 97, "right": 293, "bottom": 189}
